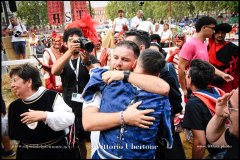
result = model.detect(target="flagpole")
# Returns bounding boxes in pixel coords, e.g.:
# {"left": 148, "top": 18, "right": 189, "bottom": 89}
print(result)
{"left": 88, "top": 1, "right": 92, "bottom": 17}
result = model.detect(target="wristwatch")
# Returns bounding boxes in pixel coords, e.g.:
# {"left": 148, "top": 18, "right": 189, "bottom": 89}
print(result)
{"left": 123, "top": 70, "right": 130, "bottom": 82}
{"left": 81, "top": 60, "right": 92, "bottom": 66}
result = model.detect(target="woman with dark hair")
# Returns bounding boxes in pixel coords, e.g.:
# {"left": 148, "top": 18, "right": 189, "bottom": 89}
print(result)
{"left": 8, "top": 63, "right": 75, "bottom": 159}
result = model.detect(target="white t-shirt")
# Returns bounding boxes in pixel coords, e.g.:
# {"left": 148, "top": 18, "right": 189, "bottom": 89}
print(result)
{"left": 8, "top": 23, "right": 27, "bottom": 42}
{"left": 131, "top": 16, "right": 142, "bottom": 29}
{"left": 160, "top": 29, "right": 173, "bottom": 43}
{"left": 113, "top": 17, "right": 129, "bottom": 32}
{"left": 153, "top": 27, "right": 162, "bottom": 35}
{"left": 82, "top": 91, "right": 102, "bottom": 157}
{"left": 137, "top": 21, "right": 154, "bottom": 33}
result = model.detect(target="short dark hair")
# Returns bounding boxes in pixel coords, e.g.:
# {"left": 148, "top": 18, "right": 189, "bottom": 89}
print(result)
{"left": 63, "top": 28, "right": 83, "bottom": 43}
{"left": 195, "top": 16, "right": 217, "bottom": 32}
{"left": 118, "top": 9, "right": 124, "bottom": 13}
{"left": 189, "top": 59, "right": 215, "bottom": 89}
{"left": 124, "top": 29, "right": 151, "bottom": 49}
{"left": 116, "top": 40, "right": 140, "bottom": 58}
{"left": 150, "top": 34, "right": 161, "bottom": 44}
{"left": 10, "top": 63, "right": 42, "bottom": 91}
{"left": 139, "top": 48, "right": 166, "bottom": 75}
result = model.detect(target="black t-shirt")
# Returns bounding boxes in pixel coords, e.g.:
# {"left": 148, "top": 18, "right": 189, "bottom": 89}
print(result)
{"left": 60, "top": 55, "right": 99, "bottom": 108}
{"left": 60, "top": 55, "right": 99, "bottom": 139}
{"left": 183, "top": 89, "right": 226, "bottom": 156}
{"left": 224, "top": 128, "right": 239, "bottom": 159}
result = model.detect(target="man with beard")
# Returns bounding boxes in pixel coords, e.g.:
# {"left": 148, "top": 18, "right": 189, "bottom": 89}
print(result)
{"left": 208, "top": 23, "right": 239, "bottom": 93}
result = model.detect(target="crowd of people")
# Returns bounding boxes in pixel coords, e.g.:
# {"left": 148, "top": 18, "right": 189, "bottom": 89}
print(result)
{"left": 1, "top": 10, "right": 239, "bottom": 159}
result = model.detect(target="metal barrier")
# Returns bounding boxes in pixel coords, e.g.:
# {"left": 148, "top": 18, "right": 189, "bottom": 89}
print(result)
{"left": 2, "top": 58, "right": 43, "bottom": 67}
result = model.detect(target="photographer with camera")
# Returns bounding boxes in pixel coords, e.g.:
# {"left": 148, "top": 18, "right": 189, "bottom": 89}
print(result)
{"left": 51, "top": 27, "right": 100, "bottom": 158}
{"left": 7, "top": 16, "right": 29, "bottom": 59}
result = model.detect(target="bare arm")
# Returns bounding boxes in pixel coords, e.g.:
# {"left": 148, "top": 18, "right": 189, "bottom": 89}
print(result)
{"left": 82, "top": 106, "right": 121, "bottom": 131}
{"left": 102, "top": 71, "right": 170, "bottom": 96}
{"left": 192, "top": 130, "right": 206, "bottom": 159}
{"left": 112, "top": 21, "right": 116, "bottom": 34}
{"left": 52, "top": 38, "right": 86, "bottom": 75}
{"left": 178, "top": 57, "right": 189, "bottom": 96}
{"left": 128, "top": 72, "right": 170, "bottom": 96}
{"left": 206, "top": 92, "right": 232, "bottom": 146}
{"left": 82, "top": 101, "right": 155, "bottom": 131}
{"left": 214, "top": 67, "right": 234, "bottom": 82}
{"left": 79, "top": 51, "right": 101, "bottom": 71}
{"left": 6, "top": 27, "right": 13, "bottom": 35}
{"left": 19, "top": 31, "right": 29, "bottom": 37}
{"left": 51, "top": 49, "right": 73, "bottom": 75}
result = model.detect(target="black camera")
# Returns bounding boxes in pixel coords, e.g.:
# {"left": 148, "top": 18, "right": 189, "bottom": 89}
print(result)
{"left": 74, "top": 37, "right": 94, "bottom": 53}
{"left": 14, "top": 31, "right": 22, "bottom": 37}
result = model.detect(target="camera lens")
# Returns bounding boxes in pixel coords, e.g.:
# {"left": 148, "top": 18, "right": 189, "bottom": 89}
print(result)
{"left": 84, "top": 42, "right": 94, "bottom": 52}
{"left": 76, "top": 37, "right": 94, "bottom": 53}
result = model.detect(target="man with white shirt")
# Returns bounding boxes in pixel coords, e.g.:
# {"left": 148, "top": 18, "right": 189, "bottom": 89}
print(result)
{"left": 7, "top": 16, "right": 29, "bottom": 59}
{"left": 130, "top": 10, "right": 144, "bottom": 29}
{"left": 113, "top": 10, "right": 129, "bottom": 34}
{"left": 153, "top": 22, "right": 162, "bottom": 35}
{"left": 137, "top": 18, "right": 154, "bottom": 35}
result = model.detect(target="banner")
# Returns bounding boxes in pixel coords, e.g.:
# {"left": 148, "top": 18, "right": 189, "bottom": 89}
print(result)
{"left": 47, "top": 1, "right": 88, "bottom": 26}
{"left": 64, "top": 1, "right": 72, "bottom": 24}
{"left": 71, "top": 1, "right": 87, "bottom": 21}
{"left": 47, "top": 1, "right": 64, "bottom": 25}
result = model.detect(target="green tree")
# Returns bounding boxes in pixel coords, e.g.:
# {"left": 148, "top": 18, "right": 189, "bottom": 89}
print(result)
{"left": 16, "top": 1, "right": 48, "bottom": 28}
{"left": 105, "top": 1, "right": 239, "bottom": 23}
{"left": 105, "top": 1, "right": 145, "bottom": 20}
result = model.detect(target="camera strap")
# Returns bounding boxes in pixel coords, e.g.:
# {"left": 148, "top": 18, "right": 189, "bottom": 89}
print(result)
{"left": 69, "top": 57, "right": 80, "bottom": 93}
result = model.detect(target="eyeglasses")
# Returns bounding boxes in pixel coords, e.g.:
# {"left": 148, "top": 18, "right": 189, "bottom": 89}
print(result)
{"left": 227, "top": 100, "right": 238, "bottom": 114}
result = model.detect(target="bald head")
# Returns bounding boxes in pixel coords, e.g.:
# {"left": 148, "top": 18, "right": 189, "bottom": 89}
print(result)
{"left": 137, "top": 10, "right": 144, "bottom": 18}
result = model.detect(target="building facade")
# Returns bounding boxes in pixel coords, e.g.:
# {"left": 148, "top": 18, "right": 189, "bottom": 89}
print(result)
{"left": 93, "top": 7, "right": 107, "bottom": 24}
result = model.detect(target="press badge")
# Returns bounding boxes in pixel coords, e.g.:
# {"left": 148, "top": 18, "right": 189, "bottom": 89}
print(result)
{"left": 71, "top": 92, "right": 84, "bottom": 102}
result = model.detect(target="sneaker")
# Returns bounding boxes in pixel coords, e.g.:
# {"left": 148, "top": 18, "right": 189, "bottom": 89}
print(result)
{"left": 2, "top": 149, "right": 16, "bottom": 157}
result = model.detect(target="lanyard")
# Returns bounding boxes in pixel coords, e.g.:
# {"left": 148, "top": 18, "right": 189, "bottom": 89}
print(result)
{"left": 69, "top": 57, "right": 80, "bottom": 93}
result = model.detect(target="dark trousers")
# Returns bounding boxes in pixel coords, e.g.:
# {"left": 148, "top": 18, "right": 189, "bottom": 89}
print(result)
{"left": 156, "top": 115, "right": 186, "bottom": 159}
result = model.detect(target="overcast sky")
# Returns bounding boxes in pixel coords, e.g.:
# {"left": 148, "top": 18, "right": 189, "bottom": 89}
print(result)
{"left": 91, "top": 1, "right": 108, "bottom": 8}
